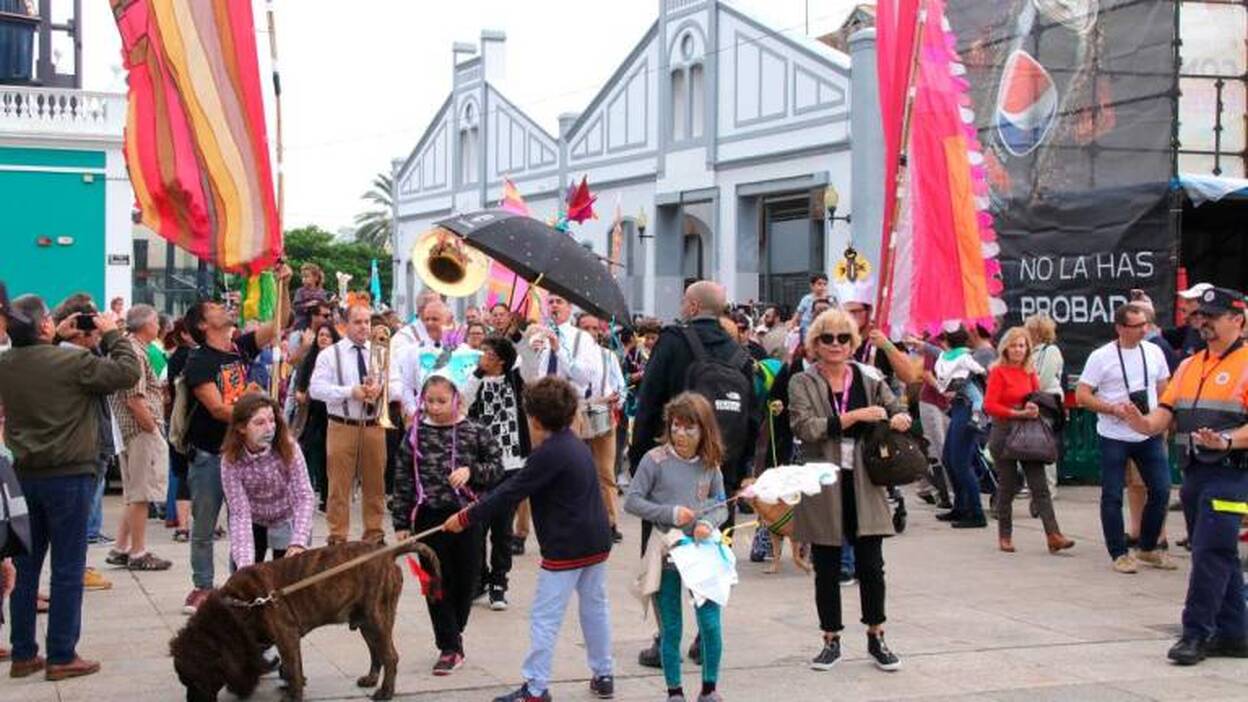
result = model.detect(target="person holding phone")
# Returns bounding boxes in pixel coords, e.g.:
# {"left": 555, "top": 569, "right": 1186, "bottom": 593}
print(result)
{"left": 1076, "top": 302, "right": 1174, "bottom": 575}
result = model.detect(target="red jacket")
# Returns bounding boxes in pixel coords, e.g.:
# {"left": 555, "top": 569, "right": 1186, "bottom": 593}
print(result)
{"left": 984, "top": 364, "right": 1039, "bottom": 420}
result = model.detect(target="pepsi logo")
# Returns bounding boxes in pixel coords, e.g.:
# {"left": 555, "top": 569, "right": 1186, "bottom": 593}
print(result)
{"left": 995, "top": 50, "right": 1058, "bottom": 157}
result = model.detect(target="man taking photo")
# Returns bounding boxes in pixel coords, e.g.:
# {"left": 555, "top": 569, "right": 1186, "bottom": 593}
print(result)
{"left": 0, "top": 294, "right": 140, "bottom": 681}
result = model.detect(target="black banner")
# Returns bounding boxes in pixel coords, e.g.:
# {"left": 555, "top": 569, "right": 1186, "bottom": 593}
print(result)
{"left": 945, "top": 0, "right": 1178, "bottom": 368}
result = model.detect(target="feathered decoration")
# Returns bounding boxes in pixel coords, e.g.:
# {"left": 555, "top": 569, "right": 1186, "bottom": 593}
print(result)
{"left": 554, "top": 176, "right": 597, "bottom": 232}
{"left": 240, "top": 271, "right": 277, "bottom": 322}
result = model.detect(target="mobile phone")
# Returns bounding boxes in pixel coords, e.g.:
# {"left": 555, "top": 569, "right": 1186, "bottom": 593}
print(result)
{"left": 75, "top": 314, "right": 97, "bottom": 331}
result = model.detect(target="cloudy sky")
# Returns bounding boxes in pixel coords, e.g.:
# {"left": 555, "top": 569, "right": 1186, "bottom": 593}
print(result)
{"left": 83, "top": 0, "right": 859, "bottom": 234}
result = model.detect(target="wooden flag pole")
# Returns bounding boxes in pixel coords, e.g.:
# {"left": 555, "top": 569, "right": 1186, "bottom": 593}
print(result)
{"left": 266, "top": 0, "right": 287, "bottom": 401}
{"left": 875, "top": 1, "right": 929, "bottom": 331}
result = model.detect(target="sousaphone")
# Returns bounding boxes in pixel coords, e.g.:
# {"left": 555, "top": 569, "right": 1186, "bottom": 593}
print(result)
{"left": 411, "top": 227, "right": 488, "bottom": 298}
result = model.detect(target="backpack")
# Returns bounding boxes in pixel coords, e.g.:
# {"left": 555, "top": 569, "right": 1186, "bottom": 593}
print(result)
{"left": 679, "top": 326, "right": 753, "bottom": 471}
{"left": 0, "top": 454, "right": 31, "bottom": 560}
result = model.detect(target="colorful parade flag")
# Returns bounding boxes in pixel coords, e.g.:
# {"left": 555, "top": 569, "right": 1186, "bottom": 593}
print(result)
{"left": 369, "top": 259, "right": 382, "bottom": 310}
{"left": 113, "top": 0, "right": 281, "bottom": 274}
{"left": 486, "top": 177, "right": 542, "bottom": 322}
{"left": 876, "top": 0, "right": 1002, "bottom": 335}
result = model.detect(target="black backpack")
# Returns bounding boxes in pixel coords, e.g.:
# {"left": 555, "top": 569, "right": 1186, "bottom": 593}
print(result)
{"left": 679, "top": 326, "right": 753, "bottom": 471}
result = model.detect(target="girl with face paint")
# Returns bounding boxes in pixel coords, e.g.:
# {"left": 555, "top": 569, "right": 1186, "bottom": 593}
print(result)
{"left": 220, "top": 393, "right": 315, "bottom": 570}
{"left": 623, "top": 392, "right": 729, "bottom": 701}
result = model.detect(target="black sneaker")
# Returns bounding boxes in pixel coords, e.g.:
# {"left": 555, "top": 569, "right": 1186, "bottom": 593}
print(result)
{"left": 918, "top": 492, "right": 937, "bottom": 505}
{"left": 934, "top": 510, "right": 964, "bottom": 522}
{"left": 489, "top": 586, "right": 509, "bottom": 611}
{"left": 511, "top": 537, "right": 526, "bottom": 555}
{"left": 810, "top": 637, "right": 841, "bottom": 671}
{"left": 1167, "top": 637, "right": 1206, "bottom": 666}
{"left": 611, "top": 527, "right": 624, "bottom": 544}
{"left": 867, "top": 632, "right": 901, "bottom": 671}
{"left": 951, "top": 517, "right": 988, "bottom": 529}
{"left": 492, "top": 684, "right": 551, "bottom": 702}
{"left": 839, "top": 572, "right": 857, "bottom": 587}
{"left": 687, "top": 634, "right": 702, "bottom": 666}
{"left": 638, "top": 635, "right": 662, "bottom": 668}
{"left": 1205, "top": 636, "right": 1248, "bottom": 658}
{"left": 589, "top": 674, "right": 615, "bottom": 699}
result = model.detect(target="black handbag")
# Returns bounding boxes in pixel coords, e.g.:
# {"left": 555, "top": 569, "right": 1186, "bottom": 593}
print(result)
{"left": 862, "top": 422, "right": 929, "bottom": 487}
{"left": 1001, "top": 418, "right": 1059, "bottom": 463}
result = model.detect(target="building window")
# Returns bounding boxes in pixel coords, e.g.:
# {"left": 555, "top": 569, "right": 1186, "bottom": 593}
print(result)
{"left": 689, "top": 63, "right": 705, "bottom": 138}
{"left": 459, "top": 101, "right": 478, "bottom": 185}
{"left": 671, "top": 69, "right": 687, "bottom": 141}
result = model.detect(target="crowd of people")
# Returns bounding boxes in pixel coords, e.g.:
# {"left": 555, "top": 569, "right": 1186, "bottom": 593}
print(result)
{"left": 0, "top": 263, "right": 1246, "bottom": 700}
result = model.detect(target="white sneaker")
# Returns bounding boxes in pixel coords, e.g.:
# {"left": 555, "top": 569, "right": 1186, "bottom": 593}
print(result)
{"left": 1113, "top": 554, "right": 1138, "bottom": 574}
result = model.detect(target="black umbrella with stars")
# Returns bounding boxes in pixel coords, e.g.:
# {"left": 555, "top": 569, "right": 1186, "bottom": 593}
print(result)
{"left": 434, "top": 209, "right": 632, "bottom": 326}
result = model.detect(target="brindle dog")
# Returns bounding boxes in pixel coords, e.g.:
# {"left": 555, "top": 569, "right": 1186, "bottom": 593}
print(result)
{"left": 170, "top": 540, "right": 441, "bottom": 702}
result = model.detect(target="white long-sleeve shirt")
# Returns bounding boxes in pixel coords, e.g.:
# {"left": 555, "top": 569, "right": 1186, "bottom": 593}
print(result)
{"left": 309, "top": 337, "right": 376, "bottom": 421}
{"left": 532, "top": 320, "right": 604, "bottom": 398}
{"left": 388, "top": 341, "right": 450, "bottom": 420}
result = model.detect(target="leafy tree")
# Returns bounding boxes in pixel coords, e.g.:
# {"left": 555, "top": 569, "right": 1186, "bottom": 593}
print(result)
{"left": 284, "top": 225, "right": 392, "bottom": 303}
{"left": 353, "top": 172, "right": 393, "bottom": 249}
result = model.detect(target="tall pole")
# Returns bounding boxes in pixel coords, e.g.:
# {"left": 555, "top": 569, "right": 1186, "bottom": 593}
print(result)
{"left": 875, "top": 1, "right": 928, "bottom": 332}
{"left": 266, "top": 0, "right": 287, "bottom": 400}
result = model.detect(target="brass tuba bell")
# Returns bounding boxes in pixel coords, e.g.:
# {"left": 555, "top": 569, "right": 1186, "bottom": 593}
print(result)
{"left": 412, "top": 227, "right": 488, "bottom": 298}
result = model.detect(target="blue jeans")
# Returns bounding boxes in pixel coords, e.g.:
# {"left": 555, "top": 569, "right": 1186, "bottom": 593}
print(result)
{"left": 943, "top": 402, "right": 984, "bottom": 520}
{"left": 189, "top": 450, "right": 225, "bottom": 590}
{"left": 1180, "top": 463, "right": 1248, "bottom": 642}
{"left": 1098, "top": 435, "right": 1170, "bottom": 560}
{"left": 521, "top": 562, "right": 613, "bottom": 696}
{"left": 85, "top": 468, "right": 106, "bottom": 541}
{"left": 841, "top": 535, "right": 856, "bottom": 577}
{"left": 9, "top": 473, "right": 95, "bottom": 664}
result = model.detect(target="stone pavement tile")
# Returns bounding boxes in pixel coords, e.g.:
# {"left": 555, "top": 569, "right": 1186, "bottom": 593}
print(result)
{"left": 976, "top": 683, "right": 1152, "bottom": 701}
{"left": 0, "top": 679, "right": 60, "bottom": 702}
{"left": 1112, "top": 672, "right": 1248, "bottom": 701}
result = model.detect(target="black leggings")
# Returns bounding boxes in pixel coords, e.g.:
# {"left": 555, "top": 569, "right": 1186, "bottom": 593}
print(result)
{"left": 480, "top": 473, "right": 517, "bottom": 590}
{"left": 415, "top": 506, "right": 480, "bottom": 654}
{"left": 811, "top": 477, "right": 886, "bottom": 633}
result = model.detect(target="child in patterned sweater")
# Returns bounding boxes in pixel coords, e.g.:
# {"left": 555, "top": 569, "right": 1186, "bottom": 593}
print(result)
{"left": 393, "top": 374, "right": 501, "bottom": 676}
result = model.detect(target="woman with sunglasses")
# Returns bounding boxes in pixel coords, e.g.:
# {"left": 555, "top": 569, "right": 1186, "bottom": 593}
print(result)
{"left": 788, "top": 308, "right": 910, "bottom": 673}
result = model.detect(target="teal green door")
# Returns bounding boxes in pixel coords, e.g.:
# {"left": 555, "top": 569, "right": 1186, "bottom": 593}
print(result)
{"left": 0, "top": 147, "right": 106, "bottom": 306}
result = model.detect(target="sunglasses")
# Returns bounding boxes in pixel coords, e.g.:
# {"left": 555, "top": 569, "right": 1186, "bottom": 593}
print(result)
{"left": 818, "top": 332, "right": 854, "bottom": 346}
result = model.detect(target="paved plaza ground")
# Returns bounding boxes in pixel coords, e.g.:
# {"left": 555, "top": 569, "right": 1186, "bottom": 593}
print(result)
{"left": 4, "top": 486, "right": 1248, "bottom": 701}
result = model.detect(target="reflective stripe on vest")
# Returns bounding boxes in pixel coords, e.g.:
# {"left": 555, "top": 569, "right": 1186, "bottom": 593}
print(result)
{"left": 1211, "top": 499, "right": 1248, "bottom": 515}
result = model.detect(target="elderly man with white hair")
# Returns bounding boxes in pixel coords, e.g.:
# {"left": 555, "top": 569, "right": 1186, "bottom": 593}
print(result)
{"left": 104, "top": 304, "right": 172, "bottom": 572}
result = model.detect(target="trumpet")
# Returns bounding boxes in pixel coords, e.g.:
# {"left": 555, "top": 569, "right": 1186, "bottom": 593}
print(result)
{"left": 368, "top": 325, "right": 395, "bottom": 430}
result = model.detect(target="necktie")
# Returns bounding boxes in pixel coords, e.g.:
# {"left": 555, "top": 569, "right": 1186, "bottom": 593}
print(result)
{"left": 545, "top": 328, "right": 559, "bottom": 375}
{"left": 354, "top": 344, "right": 369, "bottom": 386}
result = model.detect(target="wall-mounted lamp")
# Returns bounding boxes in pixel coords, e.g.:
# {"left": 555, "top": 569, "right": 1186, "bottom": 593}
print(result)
{"left": 636, "top": 209, "right": 652, "bottom": 240}
{"left": 824, "top": 185, "right": 852, "bottom": 224}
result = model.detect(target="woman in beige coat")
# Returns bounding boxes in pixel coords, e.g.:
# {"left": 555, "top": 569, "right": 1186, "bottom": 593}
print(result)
{"left": 789, "top": 308, "right": 909, "bottom": 673}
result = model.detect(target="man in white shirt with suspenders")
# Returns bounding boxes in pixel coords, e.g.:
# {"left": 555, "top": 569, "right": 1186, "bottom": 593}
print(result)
{"left": 310, "top": 304, "right": 387, "bottom": 544}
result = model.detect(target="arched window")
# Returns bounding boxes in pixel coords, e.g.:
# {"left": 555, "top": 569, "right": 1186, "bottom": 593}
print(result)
{"left": 671, "top": 69, "right": 687, "bottom": 141}
{"left": 669, "top": 29, "right": 705, "bottom": 143}
{"left": 459, "top": 101, "right": 479, "bottom": 185}
{"left": 689, "top": 63, "right": 705, "bottom": 139}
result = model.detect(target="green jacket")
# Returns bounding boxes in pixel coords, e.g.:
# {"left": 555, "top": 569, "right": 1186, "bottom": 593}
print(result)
{"left": 0, "top": 330, "right": 141, "bottom": 479}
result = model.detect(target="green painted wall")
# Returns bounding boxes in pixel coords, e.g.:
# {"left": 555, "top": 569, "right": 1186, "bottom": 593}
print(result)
{"left": 0, "top": 147, "right": 107, "bottom": 306}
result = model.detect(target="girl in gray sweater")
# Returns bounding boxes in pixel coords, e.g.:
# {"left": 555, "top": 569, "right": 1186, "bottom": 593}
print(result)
{"left": 624, "top": 392, "right": 727, "bottom": 702}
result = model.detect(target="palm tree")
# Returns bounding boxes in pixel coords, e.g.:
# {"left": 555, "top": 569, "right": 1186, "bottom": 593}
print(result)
{"left": 353, "top": 172, "right": 393, "bottom": 250}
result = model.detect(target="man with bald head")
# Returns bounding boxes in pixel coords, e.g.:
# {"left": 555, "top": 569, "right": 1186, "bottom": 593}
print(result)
{"left": 389, "top": 299, "right": 453, "bottom": 423}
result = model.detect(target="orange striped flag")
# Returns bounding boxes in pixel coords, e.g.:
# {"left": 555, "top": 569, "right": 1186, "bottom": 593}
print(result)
{"left": 113, "top": 0, "right": 281, "bottom": 274}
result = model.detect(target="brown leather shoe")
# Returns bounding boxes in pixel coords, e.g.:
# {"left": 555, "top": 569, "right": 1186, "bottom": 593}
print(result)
{"left": 999, "top": 537, "right": 1015, "bottom": 553}
{"left": 1047, "top": 533, "right": 1075, "bottom": 553}
{"left": 10, "top": 655, "right": 45, "bottom": 678}
{"left": 0, "top": 646, "right": 10, "bottom": 662}
{"left": 45, "top": 657, "right": 100, "bottom": 681}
